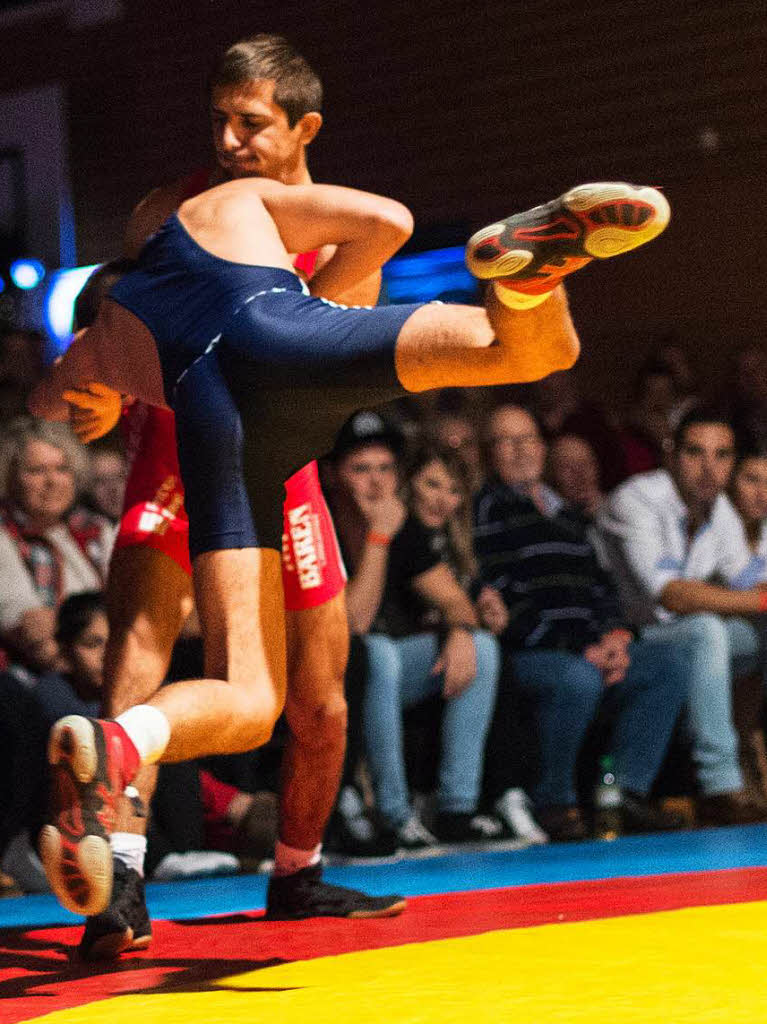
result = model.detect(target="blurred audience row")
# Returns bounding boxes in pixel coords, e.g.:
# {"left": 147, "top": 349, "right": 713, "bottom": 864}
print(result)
{"left": 4, "top": 318, "right": 767, "bottom": 895}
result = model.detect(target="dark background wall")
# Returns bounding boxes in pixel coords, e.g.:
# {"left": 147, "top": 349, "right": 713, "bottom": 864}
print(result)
{"left": 3, "top": 0, "right": 766, "bottom": 406}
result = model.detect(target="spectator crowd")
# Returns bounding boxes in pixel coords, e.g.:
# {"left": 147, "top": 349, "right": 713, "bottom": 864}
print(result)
{"left": 3, "top": 318, "right": 767, "bottom": 894}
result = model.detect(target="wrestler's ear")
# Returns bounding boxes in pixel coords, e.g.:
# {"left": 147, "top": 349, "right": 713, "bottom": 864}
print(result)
{"left": 296, "top": 111, "right": 322, "bottom": 146}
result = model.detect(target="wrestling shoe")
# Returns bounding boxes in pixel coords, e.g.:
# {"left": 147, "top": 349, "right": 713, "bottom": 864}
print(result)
{"left": 265, "top": 863, "right": 406, "bottom": 920}
{"left": 79, "top": 857, "right": 152, "bottom": 960}
{"left": 466, "top": 183, "right": 670, "bottom": 308}
{"left": 40, "top": 716, "right": 140, "bottom": 917}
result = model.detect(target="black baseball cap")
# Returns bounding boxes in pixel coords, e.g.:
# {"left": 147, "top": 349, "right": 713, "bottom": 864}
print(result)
{"left": 329, "top": 410, "right": 405, "bottom": 462}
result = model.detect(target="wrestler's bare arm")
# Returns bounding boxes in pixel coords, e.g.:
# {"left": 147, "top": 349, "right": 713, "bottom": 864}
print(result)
{"left": 179, "top": 179, "right": 413, "bottom": 300}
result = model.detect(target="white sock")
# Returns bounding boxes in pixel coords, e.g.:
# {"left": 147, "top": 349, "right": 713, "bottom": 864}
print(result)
{"left": 273, "top": 840, "right": 322, "bottom": 877}
{"left": 492, "top": 280, "right": 552, "bottom": 310}
{"left": 111, "top": 832, "right": 147, "bottom": 877}
{"left": 115, "top": 705, "right": 170, "bottom": 765}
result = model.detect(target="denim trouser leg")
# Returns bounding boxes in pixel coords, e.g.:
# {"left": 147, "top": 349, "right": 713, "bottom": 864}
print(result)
{"left": 642, "top": 614, "right": 761, "bottom": 795}
{"left": 604, "top": 640, "right": 687, "bottom": 796}
{"left": 362, "top": 631, "right": 500, "bottom": 826}
{"left": 510, "top": 650, "right": 603, "bottom": 809}
{"left": 436, "top": 630, "right": 500, "bottom": 814}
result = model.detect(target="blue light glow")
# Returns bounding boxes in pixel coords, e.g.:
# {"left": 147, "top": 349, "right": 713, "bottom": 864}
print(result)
{"left": 10, "top": 258, "right": 46, "bottom": 290}
{"left": 43, "top": 264, "right": 99, "bottom": 355}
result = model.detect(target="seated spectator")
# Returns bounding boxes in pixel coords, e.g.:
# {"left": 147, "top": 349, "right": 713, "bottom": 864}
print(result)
{"left": 531, "top": 369, "right": 626, "bottom": 491}
{"left": 546, "top": 433, "right": 605, "bottom": 522}
{"left": 84, "top": 441, "right": 128, "bottom": 525}
{"left": 727, "top": 446, "right": 767, "bottom": 805}
{"left": 0, "top": 417, "right": 114, "bottom": 669}
{"left": 473, "top": 404, "right": 687, "bottom": 841}
{"left": 598, "top": 406, "right": 767, "bottom": 825}
{"left": 615, "top": 357, "right": 677, "bottom": 482}
{"left": 325, "top": 411, "right": 504, "bottom": 848}
{"left": 723, "top": 344, "right": 767, "bottom": 450}
{"left": 427, "top": 402, "right": 485, "bottom": 495}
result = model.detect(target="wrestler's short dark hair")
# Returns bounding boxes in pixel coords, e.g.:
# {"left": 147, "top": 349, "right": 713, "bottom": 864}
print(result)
{"left": 209, "top": 34, "right": 322, "bottom": 127}
{"left": 73, "top": 258, "right": 136, "bottom": 330}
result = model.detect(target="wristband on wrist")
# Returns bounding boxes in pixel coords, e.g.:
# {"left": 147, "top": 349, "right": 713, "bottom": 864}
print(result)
{"left": 758, "top": 591, "right": 767, "bottom": 613}
{"left": 367, "top": 531, "right": 392, "bottom": 546}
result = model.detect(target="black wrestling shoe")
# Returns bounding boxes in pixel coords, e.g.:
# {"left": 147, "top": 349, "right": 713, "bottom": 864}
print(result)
{"left": 465, "top": 183, "right": 670, "bottom": 308}
{"left": 265, "top": 863, "right": 406, "bottom": 920}
{"left": 79, "top": 857, "right": 152, "bottom": 960}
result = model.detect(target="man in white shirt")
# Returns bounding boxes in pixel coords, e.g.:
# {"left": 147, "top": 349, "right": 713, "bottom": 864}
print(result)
{"left": 598, "top": 406, "right": 767, "bottom": 825}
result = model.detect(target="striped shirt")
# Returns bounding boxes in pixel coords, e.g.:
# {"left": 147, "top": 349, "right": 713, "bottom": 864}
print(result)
{"left": 473, "top": 480, "right": 626, "bottom": 652}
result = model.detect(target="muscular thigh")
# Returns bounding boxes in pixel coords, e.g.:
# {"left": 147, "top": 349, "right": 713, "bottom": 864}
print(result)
{"left": 194, "top": 547, "right": 287, "bottom": 705}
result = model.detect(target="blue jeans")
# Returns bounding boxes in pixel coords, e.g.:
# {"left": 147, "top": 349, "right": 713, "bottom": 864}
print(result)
{"left": 643, "top": 614, "right": 765, "bottom": 795}
{"left": 508, "top": 640, "right": 687, "bottom": 809}
{"left": 362, "top": 630, "right": 500, "bottom": 828}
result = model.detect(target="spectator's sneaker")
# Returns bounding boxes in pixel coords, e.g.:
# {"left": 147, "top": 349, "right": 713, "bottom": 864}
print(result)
{"left": 151, "top": 850, "right": 240, "bottom": 881}
{"left": 494, "top": 788, "right": 549, "bottom": 845}
{"left": 535, "top": 805, "right": 590, "bottom": 843}
{"left": 40, "top": 716, "right": 140, "bottom": 916}
{"left": 466, "top": 183, "right": 670, "bottom": 308}
{"left": 696, "top": 790, "right": 767, "bottom": 827}
{"left": 79, "top": 858, "right": 151, "bottom": 961}
{"left": 619, "top": 791, "right": 686, "bottom": 834}
{"left": 325, "top": 789, "right": 399, "bottom": 860}
{"left": 265, "top": 863, "right": 406, "bottom": 920}
{"left": 383, "top": 814, "right": 439, "bottom": 852}
{"left": 433, "top": 812, "right": 506, "bottom": 844}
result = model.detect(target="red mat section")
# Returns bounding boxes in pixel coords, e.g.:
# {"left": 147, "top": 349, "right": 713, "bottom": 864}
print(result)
{"left": 4, "top": 866, "right": 767, "bottom": 1024}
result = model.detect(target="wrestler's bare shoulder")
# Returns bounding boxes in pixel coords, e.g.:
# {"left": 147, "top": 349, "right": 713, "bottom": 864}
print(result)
{"left": 125, "top": 176, "right": 201, "bottom": 258}
{"left": 93, "top": 300, "right": 166, "bottom": 408}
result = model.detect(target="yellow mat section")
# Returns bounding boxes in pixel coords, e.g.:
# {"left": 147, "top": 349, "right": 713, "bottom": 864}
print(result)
{"left": 23, "top": 901, "right": 767, "bottom": 1024}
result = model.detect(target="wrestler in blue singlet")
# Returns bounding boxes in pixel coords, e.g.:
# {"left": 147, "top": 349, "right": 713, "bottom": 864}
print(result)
{"left": 109, "top": 213, "right": 423, "bottom": 557}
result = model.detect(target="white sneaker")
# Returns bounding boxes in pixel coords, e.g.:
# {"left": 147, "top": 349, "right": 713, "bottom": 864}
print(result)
{"left": 152, "top": 850, "right": 240, "bottom": 881}
{"left": 494, "top": 789, "right": 549, "bottom": 845}
{"left": 395, "top": 815, "right": 439, "bottom": 850}
{"left": 337, "top": 786, "right": 375, "bottom": 843}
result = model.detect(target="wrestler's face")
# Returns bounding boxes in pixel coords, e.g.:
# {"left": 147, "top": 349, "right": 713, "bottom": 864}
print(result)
{"left": 732, "top": 455, "right": 767, "bottom": 527}
{"left": 672, "top": 422, "right": 735, "bottom": 510}
{"left": 410, "top": 459, "right": 463, "bottom": 529}
{"left": 63, "top": 611, "right": 108, "bottom": 696}
{"left": 13, "top": 439, "right": 76, "bottom": 526}
{"left": 210, "top": 80, "right": 321, "bottom": 184}
{"left": 335, "top": 444, "right": 399, "bottom": 507}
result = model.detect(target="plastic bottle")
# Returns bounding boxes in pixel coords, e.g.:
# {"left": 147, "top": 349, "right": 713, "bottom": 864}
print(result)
{"left": 593, "top": 755, "right": 622, "bottom": 840}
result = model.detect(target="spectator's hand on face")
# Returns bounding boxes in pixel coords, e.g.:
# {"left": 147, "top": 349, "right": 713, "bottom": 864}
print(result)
{"left": 433, "top": 627, "right": 477, "bottom": 699}
{"left": 358, "top": 493, "right": 407, "bottom": 540}
{"left": 584, "top": 629, "right": 631, "bottom": 686}
{"left": 476, "top": 585, "right": 509, "bottom": 635}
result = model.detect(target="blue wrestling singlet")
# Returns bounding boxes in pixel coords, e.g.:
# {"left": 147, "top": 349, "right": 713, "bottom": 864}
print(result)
{"left": 109, "top": 213, "right": 424, "bottom": 555}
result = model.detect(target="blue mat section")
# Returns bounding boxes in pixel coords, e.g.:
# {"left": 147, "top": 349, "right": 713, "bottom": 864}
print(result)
{"left": 3, "top": 824, "right": 767, "bottom": 931}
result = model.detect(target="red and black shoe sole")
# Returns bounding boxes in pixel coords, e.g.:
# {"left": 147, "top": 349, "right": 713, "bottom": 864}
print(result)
{"left": 40, "top": 716, "right": 118, "bottom": 917}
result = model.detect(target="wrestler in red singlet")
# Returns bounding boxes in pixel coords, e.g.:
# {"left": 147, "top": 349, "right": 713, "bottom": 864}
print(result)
{"left": 114, "top": 171, "right": 347, "bottom": 610}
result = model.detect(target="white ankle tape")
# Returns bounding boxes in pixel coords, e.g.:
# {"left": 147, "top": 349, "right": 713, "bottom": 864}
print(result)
{"left": 111, "top": 832, "right": 147, "bottom": 877}
{"left": 273, "top": 840, "right": 322, "bottom": 877}
{"left": 115, "top": 705, "right": 170, "bottom": 765}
